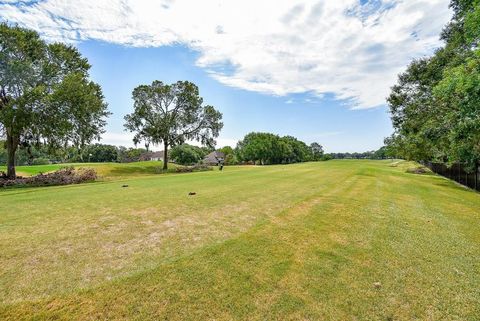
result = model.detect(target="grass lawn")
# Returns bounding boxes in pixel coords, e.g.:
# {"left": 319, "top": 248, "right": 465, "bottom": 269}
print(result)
{"left": 0, "top": 160, "right": 479, "bottom": 320}
{"left": 0, "top": 161, "right": 180, "bottom": 178}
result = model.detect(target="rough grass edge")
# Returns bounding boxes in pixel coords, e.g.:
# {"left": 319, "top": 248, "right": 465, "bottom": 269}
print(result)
{"left": 0, "top": 167, "right": 97, "bottom": 188}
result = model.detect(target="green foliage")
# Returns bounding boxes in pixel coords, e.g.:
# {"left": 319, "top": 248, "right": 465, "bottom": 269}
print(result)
{"left": 325, "top": 149, "right": 388, "bottom": 160}
{"left": 170, "top": 144, "right": 205, "bottom": 165}
{"left": 124, "top": 80, "right": 223, "bottom": 170}
{"left": 0, "top": 23, "right": 109, "bottom": 178}
{"left": 80, "top": 144, "right": 118, "bottom": 162}
{"left": 31, "top": 157, "right": 50, "bottom": 165}
{"left": 117, "top": 147, "right": 148, "bottom": 163}
{"left": 310, "top": 142, "right": 324, "bottom": 161}
{"left": 433, "top": 50, "right": 480, "bottom": 170}
{"left": 235, "top": 132, "right": 316, "bottom": 164}
{"left": 218, "top": 146, "right": 238, "bottom": 165}
{"left": 387, "top": 0, "right": 480, "bottom": 170}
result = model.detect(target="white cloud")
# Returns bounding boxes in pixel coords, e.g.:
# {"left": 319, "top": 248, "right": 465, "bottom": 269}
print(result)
{"left": 0, "top": 0, "right": 451, "bottom": 108}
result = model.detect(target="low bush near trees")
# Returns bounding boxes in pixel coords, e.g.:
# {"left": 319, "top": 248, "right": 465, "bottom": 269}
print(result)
{"left": 0, "top": 167, "right": 97, "bottom": 187}
{"left": 175, "top": 164, "right": 213, "bottom": 173}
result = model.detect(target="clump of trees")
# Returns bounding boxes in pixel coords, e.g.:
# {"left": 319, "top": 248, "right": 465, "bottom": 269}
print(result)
{"left": 0, "top": 23, "right": 109, "bottom": 178}
{"left": 170, "top": 144, "right": 213, "bottom": 165}
{"left": 124, "top": 80, "right": 223, "bottom": 170}
{"left": 326, "top": 147, "right": 391, "bottom": 160}
{"left": 235, "top": 132, "right": 323, "bottom": 165}
{"left": 386, "top": 0, "right": 480, "bottom": 172}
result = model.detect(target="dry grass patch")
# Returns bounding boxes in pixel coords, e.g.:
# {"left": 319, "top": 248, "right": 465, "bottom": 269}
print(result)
{"left": 1, "top": 160, "right": 479, "bottom": 320}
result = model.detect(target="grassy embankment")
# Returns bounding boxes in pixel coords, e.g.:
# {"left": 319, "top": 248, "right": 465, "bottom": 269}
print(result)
{"left": 0, "top": 161, "right": 180, "bottom": 179}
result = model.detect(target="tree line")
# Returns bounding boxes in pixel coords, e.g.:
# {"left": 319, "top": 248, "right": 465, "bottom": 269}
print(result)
{"left": 234, "top": 132, "right": 324, "bottom": 164}
{"left": 386, "top": 0, "right": 480, "bottom": 172}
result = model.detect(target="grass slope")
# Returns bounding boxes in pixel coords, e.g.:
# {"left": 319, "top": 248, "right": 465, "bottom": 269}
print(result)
{"left": 0, "top": 161, "right": 179, "bottom": 178}
{"left": 0, "top": 160, "right": 479, "bottom": 320}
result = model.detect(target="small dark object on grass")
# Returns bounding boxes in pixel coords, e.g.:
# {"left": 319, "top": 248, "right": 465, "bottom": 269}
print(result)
{"left": 188, "top": 192, "right": 196, "bottom": 196}
{"left": 122, "top": 185, "right": 129, "bottom": 188}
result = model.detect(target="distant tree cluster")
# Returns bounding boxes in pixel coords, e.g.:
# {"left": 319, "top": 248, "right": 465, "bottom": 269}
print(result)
{"left": 235, "top": 132, "right": 323, "bottom": 165}
{"left": 0, "top": 141, "right": 165, "bottom": 165}
{"left": 170, "top": 144, "right": 213, "bottom": 165}
{"left": 326, "top": 147, "right": 390, "bottom": 160}
{"left": 386, "top": 0, "right": 480, "bottom": 172}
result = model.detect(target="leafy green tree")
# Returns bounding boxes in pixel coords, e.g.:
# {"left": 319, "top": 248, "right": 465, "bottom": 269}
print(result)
{"left": 218, "top": 146, "right": 238, "bottom": 165}
{"left": 170, "top": 144, "right": 204, "bottom": 165}
{"left": 117, "top": 147, "right": 148, "bottom": 163}
{"left": 280, "top": 136, "right": 310, "bottom": 163}
{"left": 81, "top": 144, "right": 118, "bottom": 163}
{"left": 124, "top": 81, "right": 223, "bottom": 170}
{"left": 0, "top": 23, "right": 109, "bottom": 178}
{"left": 387, "top": 0, "right": 480, "bottom": 169}
{"left": 236, "top": 132, "right": 312, "bottom": 165}
{"left": 310, "top": 142, "right": 324, "bottom": 161}
{"left": 236, "top": 132, "right": 277, "bottom": 165}
{"left": 433, "top": 50, "right": 480, "bottom": 171}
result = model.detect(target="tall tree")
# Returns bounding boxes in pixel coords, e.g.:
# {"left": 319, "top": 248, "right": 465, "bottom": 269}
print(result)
{"left": 0, "top": 23, "right": 109, "bottom": 178}
{"left": 124, "top": 81, "right": 223, "bottom": 170}
{"left": 310, "top": 142, "right": 324, "bottom": 161}
{"left": 387, "top": 0, "right": 480, "bottom": 169}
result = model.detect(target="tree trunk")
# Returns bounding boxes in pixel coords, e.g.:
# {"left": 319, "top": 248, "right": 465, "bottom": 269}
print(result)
{"left": 163, "top": 141, "right": 168, "bottom": 170}
{"left": 6, "top": 132, "right": 18, "bottom": 179}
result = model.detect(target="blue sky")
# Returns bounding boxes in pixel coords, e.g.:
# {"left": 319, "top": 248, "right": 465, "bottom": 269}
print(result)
{"left": 79, "top": 41, "right": 393, "bottom": 152}
{"left": 0, "top": 0, "right": 452, "bottom": 152}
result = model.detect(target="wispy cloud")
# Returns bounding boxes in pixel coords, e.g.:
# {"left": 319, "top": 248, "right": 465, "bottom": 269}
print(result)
{"left": 0, "top": 0, "right": 451, "bottom": 108}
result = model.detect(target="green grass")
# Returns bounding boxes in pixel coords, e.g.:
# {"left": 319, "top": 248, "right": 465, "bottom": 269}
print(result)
{"left": 0, "top": 161, "right": 180, "bottom": 178}
{"left": 0, "top": 160, "right": 479, "bottom": 320}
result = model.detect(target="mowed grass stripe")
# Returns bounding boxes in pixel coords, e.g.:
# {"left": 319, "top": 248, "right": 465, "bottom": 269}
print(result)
{"left": 0, "top": 160, "right": 479, "bottom": 320}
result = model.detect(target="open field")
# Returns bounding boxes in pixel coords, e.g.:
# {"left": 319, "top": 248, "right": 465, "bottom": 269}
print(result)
{"left": 1, "top": 160, "right": 479, "bottom": 320}
{"left": 0, "top": 161, "right": 180, "bottom": 178}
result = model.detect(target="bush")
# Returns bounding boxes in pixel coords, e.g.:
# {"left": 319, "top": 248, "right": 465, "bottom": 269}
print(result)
{"left": 0, "top": 167, "right": 97, "bottom": 188}
{"left": 31, "top": 157, "right": 51, "bottom": 165}
{"left": 406, "top": 166, "right": 430, "bottom": 174}
{"left": 175, "top": 164, "right": 213, "bottom": 173}
{"left": 170, "top": 144, "right": 205, "bottom": 165}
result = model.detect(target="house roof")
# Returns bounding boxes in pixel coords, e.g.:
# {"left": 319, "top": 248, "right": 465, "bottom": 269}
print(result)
{"left": 150, "top": 151, "right": 164, "bottom": 158}
{"left": 139, "top": 151, "right": 164, "bottom": 161}
{"left": 203, "top": 151, "right": 225, "bottom": 163}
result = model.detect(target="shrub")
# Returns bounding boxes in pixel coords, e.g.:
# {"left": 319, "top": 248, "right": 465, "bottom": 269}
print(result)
{"left": 406, "top": 166, "right": 430, "bottom": 174}
{"left": 321, "top": 154, "right": 333, "bottom": 161}
{"left": 0, "top": 167, "right": 97, "bottom": 188}
{"left": 175, "top": 164, "right": 213, "bottom": 173}
{"left": 32, "top": 157, "right": 51, "bottom": 165}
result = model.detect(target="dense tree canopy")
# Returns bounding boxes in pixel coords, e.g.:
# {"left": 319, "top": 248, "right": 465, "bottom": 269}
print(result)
{"left": 218, "top": 146, "right": 238, "bottom": 165}
{"left": 0, "top": 23, "right": 109, "bottom": 178}
{"left": 387, "top": 0, "right": 480, "bottom": 171}
{"left": 124, "top": 81, "right": 223, "bottom": 169}
{"left": 170, "top": 144, "right": 208, "bottom": 165}
{"left": 310, "top": 142, "right": 324, "bottom": 161}
{"left": 235, "top": 132, "right": 322, "bottom": 165}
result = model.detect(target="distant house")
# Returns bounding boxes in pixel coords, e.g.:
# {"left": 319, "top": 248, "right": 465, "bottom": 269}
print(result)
{"left": 140, "top": 151, "right": 165, "bottom": 161}
{"left": 203, "top": 151, "right": 225, "bottom": 165}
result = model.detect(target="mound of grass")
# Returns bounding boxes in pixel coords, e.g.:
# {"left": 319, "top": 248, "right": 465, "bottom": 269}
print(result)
{"left": 0, "top": 160, "right": 479, "bottom": 320}
{"left": 0, "top": 161, "right": 181, "bottom": 179}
